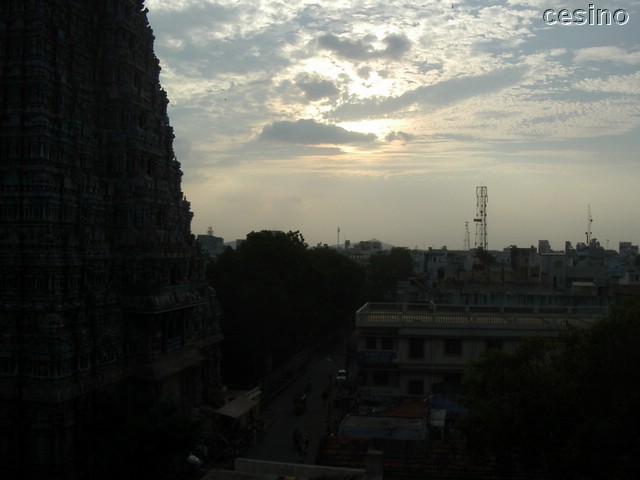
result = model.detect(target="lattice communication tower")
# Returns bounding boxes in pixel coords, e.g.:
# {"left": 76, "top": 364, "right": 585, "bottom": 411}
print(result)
{"left": 474, "top": 186, "right": 488, "bottom": 250}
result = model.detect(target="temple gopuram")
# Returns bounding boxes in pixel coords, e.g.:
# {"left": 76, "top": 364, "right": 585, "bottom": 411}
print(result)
{"left": 0, "top": 1, "right": 223, "bottom": 477}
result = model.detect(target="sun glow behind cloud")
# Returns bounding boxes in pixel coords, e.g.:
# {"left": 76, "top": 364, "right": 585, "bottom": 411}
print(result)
{"left": 145, "top": 0, "right": 640, "bottom": 249}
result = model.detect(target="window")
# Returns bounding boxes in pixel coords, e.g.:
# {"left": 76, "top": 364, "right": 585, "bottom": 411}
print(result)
{"left": 443, "top": 371, "right": 463, "bottom": 385}
{"left": 486, "top": 339, "right": 503, "bottom": 351}
{"left": 409, "top": 338, "right": 424, "bottom": 359}
{"left": 380, "top": 337, "right": 393, "bottom": 350}
{"left": 98, "top": 345, "right": 117, "bottom": 365}
{"left": 372, "top": 371, "right": 389, "bottom": 386}
{"left": 408, "top": 379, "right": 424, "bottom": 395}
{"left": 365, "top": 336, "right": 377, "bottom": 350}
{"left": 78, "top": 353, "right": 90, "bottom": 371}
{"left": 444, "top": 339, "right": 462, "bottom": 355}
{"left": 0, "top": 357, "right": 16, "bottom": 376}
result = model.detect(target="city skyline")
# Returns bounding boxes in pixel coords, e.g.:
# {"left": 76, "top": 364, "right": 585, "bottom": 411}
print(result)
{"left": 145, "top": 0, "right": 639, "bottom": 250}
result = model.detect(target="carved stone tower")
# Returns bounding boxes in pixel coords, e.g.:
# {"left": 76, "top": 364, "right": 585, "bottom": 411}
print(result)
{"left": 0, "top": 1, "right": 223, "bottom": 478}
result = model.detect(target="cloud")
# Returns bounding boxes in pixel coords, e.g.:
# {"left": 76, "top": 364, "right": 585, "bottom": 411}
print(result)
{"left": 573, "top": 46, "right": 640, "bottom": 65}
{"left": 142, "top": 0, "right": 640, "bottom": 249}
{"left": 258, "top": 119, "right": 378, "bottom": 145}
{"left": 357, "top": 66, "right": 373, "bottom": 79}
{"left": 385, "top": 131, "right": 416, "bottom": 143}
{"left": 317, "top": 33, "right": 411, "bottom": 61}
{"left": 333, "top": 66, "right": 527, "bottom": 120}
{"left": 576, "top": 72, "right": 640, "bottom": 95}
{"left": 294, "top": 74, "right": 340, "bottom": 101}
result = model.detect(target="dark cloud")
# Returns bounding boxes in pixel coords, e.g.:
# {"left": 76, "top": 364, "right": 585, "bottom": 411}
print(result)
{"left": 294, "top": 74, "right": 339, "bottom": 101}
{"left": 318, "top": 33, "right": 411, "bottom": 61}
{"left": 333, "top": 66, "right": 527, "bottom": 120}
{"left": 258, "top": 119, "right": 377, "bottom": 144}
{"left": 382, "top": 34, "right": 411, "bottom": 59}
{"left": 357, "top": 66, "right": 372, "bottom": 79}
{"left": 385, "top": 131, "right": 416, "bottom": 143}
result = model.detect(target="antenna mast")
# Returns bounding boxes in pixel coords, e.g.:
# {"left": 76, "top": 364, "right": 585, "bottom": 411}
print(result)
{"left": 585, "top": 205, "right": 593, "bottom": 244}
{"left": 463, "top": 221, "right": 470, "bottom": 250}
{"left": 474, "top": 185, "right": 488, "bottom": 250}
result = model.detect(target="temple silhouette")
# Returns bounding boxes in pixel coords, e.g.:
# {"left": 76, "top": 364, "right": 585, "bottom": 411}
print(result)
{"left": 0, "top": 1, "right": 223, "bottom": 477}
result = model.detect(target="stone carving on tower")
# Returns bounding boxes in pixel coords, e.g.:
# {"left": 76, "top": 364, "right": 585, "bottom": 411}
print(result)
{"left": 0, "top": 1, "right": 223, "bottom": 478}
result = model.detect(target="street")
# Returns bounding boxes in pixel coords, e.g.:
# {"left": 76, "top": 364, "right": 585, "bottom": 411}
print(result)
{"left": 242, "top": 338, "right": 350, "bottom": 465}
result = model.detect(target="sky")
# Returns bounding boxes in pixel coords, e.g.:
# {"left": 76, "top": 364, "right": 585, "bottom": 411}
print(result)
{"left": 144, "top": 0, "right": 639, "bottom": 251}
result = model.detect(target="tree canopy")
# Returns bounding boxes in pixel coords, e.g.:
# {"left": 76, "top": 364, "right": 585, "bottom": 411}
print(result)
{"left": 365, "top": 247, "right": 414, "bottom": 301}
{"left": 458, "top": 299, "right": 640, "bottom": 479}
{"left": 207, "top": 230, "right": 366, "bottom": 385}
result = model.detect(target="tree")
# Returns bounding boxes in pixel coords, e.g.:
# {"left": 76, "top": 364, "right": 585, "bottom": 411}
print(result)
{"left": 458, "top": 300, "right": 640, "bottom": 479}
{"left": 458, "top": 337, "right": 568, "bottom": 474}
{"left": 207, "top": 230, "right": 365, "bottom": 385}
{"left": 366, "top": 247, "right": 414, "bottom": 301}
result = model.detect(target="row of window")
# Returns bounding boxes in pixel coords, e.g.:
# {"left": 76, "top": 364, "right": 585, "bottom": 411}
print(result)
{"left": 358, "top": 370, "right": 464, "bottom": 393}
{"left": 0, "top": 348, "right": 117, "bottom": 378}
{"left": 365, "top": 336, "right": 503, "bottom": 358}
{"left": 0, "top": 335, "right": 146, "bottom": 378}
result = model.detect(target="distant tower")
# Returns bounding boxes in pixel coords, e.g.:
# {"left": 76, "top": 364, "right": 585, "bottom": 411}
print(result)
{"left": 585, "top": 205, "right": 593, "bottom": 244}
{"left": 463, "top": 221, "right": 471, "bottom": 250}
{"left": 337, "top": 226, "right": 341, "bottom": 248}
{"left": 474, "top": 186, "right": 488, "bottom": 250}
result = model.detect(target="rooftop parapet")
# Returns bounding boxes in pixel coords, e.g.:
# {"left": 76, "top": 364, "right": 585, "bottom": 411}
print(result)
{"left": 355, "top": 302, "right": 606, "bottom": 330}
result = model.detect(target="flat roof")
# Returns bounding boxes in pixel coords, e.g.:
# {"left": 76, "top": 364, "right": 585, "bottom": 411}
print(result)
{"left": 216, "top": 396, "right": 258, "bottom": 419}
{"left": 339, "top": 414, "right": 426, "bottom": 440}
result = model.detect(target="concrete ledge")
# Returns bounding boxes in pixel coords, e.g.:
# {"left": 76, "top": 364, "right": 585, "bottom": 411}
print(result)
{"left": 235, "top": 457, "right": 365, "bottom": 478}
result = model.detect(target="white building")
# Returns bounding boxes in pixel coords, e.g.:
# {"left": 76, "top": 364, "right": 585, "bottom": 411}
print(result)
{"left": 354, "top": 302, "right": 605, "bottom": 403}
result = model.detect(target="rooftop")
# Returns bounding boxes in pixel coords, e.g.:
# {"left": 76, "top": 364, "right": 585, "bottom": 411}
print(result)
{"left": 356, "top": 303, "right": 606, "bottom": 330}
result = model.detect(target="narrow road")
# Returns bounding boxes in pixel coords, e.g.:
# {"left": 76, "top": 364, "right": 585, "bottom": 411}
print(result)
{"left": 243, "top": 337, "right": 350, "bottom": 464}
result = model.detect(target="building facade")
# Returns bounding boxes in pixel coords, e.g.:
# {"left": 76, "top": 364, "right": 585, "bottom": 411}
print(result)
{"left": 0, "top": 1, "right": 223, "bottom": 478}
{"left": 354, "top": 303, "right": 605, "bottom": 403}
{"left": 197, "top": 231, "right": 226, "bottom": 258}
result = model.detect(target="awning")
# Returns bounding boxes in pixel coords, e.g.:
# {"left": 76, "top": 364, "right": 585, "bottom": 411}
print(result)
{"left": 216, "top": 396, "right": 258, "bottom": 419}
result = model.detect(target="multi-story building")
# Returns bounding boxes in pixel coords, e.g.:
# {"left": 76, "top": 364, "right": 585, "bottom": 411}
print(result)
{"left": 619, "top": 241, "right": 639, "bottom": 259}
{"left": 198, "top": 229, "right": 226, "bottom": 258}
{"left": 0, "top": 1, "right": 223, "bottom": 478}
{"left": 354, "top": 303, "right": 605, "bottom": 403}
{"left": 344, "top": 240, "right": 384, "bottom": 265}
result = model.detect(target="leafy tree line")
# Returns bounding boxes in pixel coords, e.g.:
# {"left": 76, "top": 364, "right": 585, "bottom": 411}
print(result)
{"left": 206, "top": 231, "right": 415, "bottom": 385}
{"left": 458, "top": 299, "right": 640, "bottom": 480}
{"left": 207, "top": 231, "right": 360, "bottom": 384}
